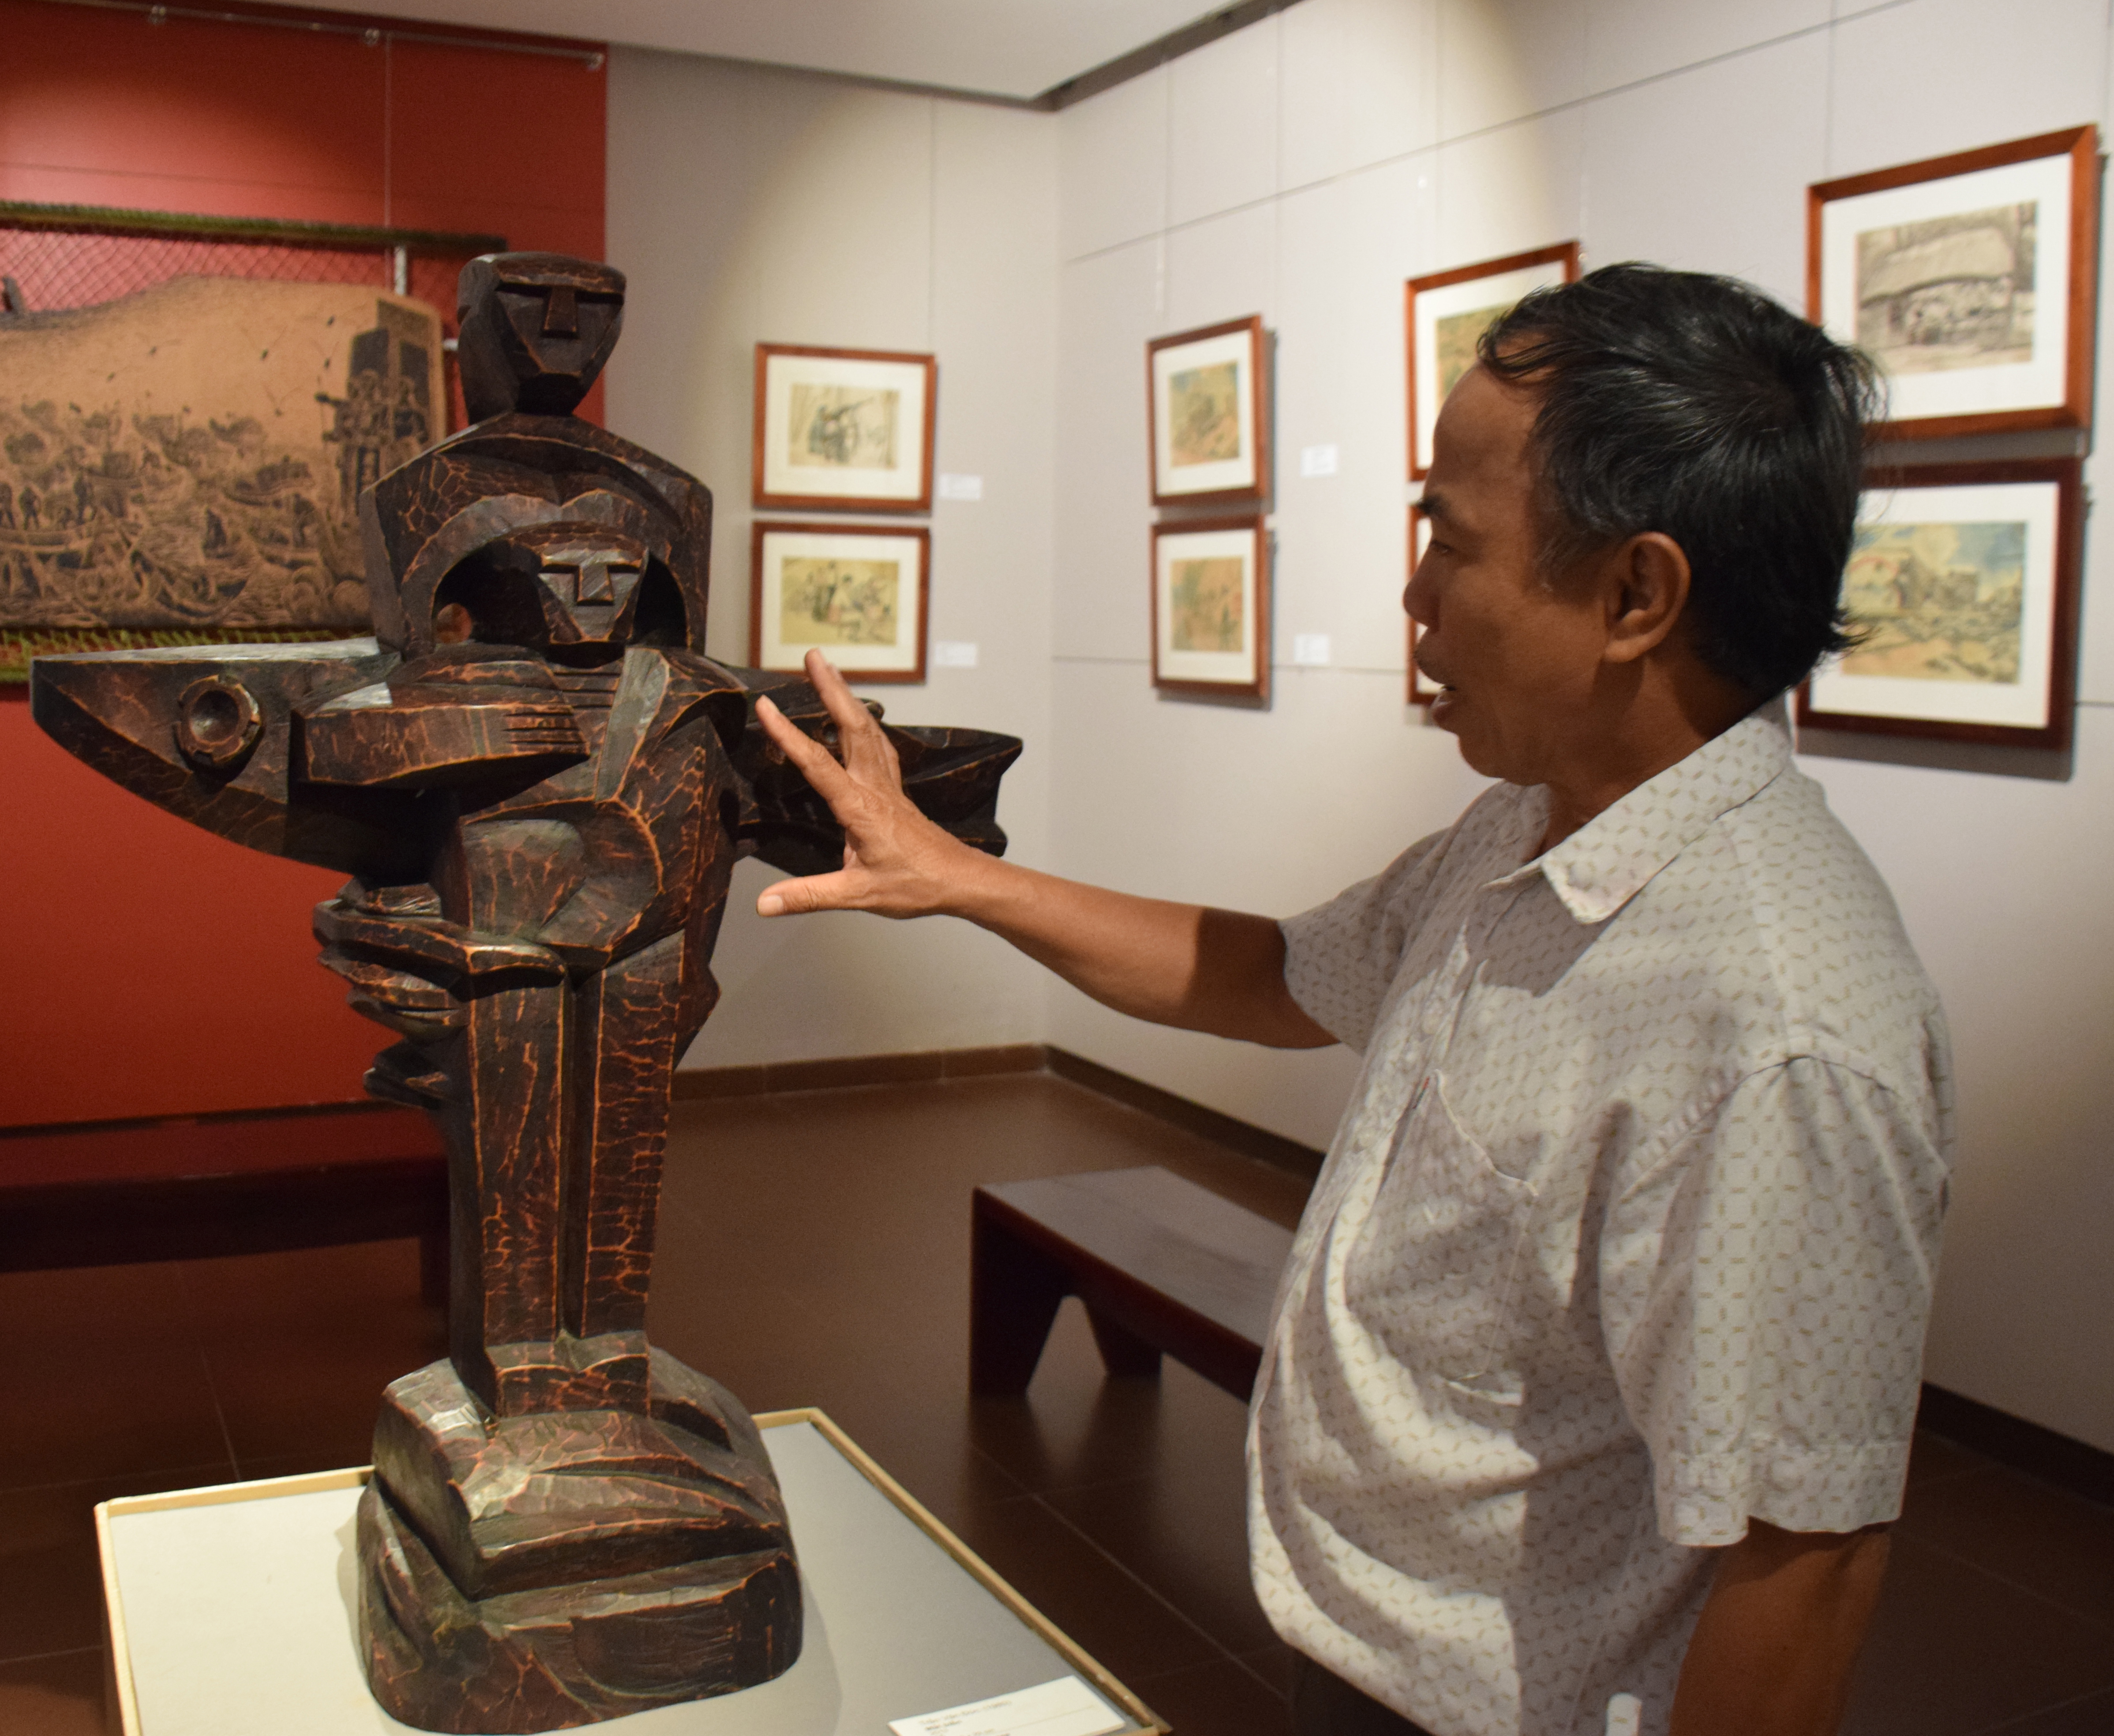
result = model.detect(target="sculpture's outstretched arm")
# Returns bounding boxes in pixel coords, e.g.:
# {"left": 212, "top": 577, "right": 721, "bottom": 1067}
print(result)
{"left": 716, "top": 665, "right": 1021, "bottom": 877}
{"left": 29, "top": 639, "right": 426, "bottom": 879}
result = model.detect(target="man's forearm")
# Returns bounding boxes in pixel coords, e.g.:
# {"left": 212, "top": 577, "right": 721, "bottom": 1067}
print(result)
{"left": 1671, "top": 1520, "right": 1891, "bottom": 1736}
{"left": 943, "top": 852, "right": 1333, "bottom": 1048}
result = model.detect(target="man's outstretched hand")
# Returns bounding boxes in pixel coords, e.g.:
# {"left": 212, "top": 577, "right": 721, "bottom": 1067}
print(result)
{"left": 750, "top": 650, "right": 1331, "bottom": 1048}
{"left": 752, "top": 649, "right": 986, "bottom": 920}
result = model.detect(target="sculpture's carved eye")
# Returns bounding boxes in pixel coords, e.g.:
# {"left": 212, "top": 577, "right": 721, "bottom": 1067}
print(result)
{"left": 174, "top": 675, "right": 263, "bottom": 771}
{"left": 433, "top": 602, "right": 476, "bottom": 645}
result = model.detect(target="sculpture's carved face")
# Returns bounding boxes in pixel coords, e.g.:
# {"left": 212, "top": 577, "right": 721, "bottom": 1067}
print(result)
{"left": 457, "top": 252, "right": 625, "bottom": 421}
{"left": 527, "top": 531, "right": 643, "bottom": 645}
{"left": 432, "top": 525, "right": 651, "bottom": 662}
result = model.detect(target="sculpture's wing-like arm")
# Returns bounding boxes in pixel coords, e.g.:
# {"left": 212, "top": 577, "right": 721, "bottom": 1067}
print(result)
{"left": 298, "top": 650, "right": 589, "bottom": 792}
{"left": 28, "top": 639, "right": 427, "bottom": 879}
{"left": 711, "top": 665, "right": 1023, "bottom": 878}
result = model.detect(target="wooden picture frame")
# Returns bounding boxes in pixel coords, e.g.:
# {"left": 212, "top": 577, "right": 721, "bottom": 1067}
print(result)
{"left": 749, "top": 519, "right": 930, "bottom": 683}
{"left": 1407, "top": 501, "right": 1439, "bottom": 707}
{"left": 1808, "top": 127, "right": 2099, "bottom": 440}
{"left": 1151, "top": 514, "right": 1269, "bottom": 702}
{"left": 1796, "top": 458, "right": 2082, "bottom": 751}
{"left": 1406, "top": 242, "right": 1578, "bottom": 479}
{"left": 752, "top": 343, "right": 937, "bottom": 512}
{"left": 1147, "top": 315, "right": 1267, "bottom": 505}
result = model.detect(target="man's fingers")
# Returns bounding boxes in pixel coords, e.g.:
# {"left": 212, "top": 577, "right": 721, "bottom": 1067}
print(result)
{"left": 756, "top": 694, "right": 855, "bottom": 802}
{"left": 803, "top": 650, "right": 902, "bottom": 785}
{"left": 757, "top": 866, "right": 865, "bottom": 917}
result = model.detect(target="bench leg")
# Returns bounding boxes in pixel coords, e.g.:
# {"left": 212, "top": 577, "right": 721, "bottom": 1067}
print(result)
{"left": 970, "top": 1211, "right": 1071, "bottom": 1396}
{"left": 1086, "top": 1306, "right": 1163, "bottom": 1381}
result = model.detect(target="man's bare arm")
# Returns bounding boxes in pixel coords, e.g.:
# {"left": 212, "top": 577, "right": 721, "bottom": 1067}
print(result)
{"left": 1671, "top": 1519, "right": 1891, "bottom": 1736}
{"left": 752, "top": 651, "right": 1333, "bottom": 1049}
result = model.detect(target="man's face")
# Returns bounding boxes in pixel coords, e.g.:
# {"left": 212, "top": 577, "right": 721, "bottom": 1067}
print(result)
{"left": 1406, "top": 366, "right": 1609, "bottom": 787}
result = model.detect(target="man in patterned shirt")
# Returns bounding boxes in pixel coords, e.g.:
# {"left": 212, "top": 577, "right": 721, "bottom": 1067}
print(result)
{"left": 750, "top": 264, "right": 1951, "bottom": 1736}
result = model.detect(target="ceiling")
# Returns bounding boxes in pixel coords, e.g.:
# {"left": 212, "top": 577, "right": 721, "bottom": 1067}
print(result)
{"left": 297, "top": 0, "right": 1244, "bottom": 102}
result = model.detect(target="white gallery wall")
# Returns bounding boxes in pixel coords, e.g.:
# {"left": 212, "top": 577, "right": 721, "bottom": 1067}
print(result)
{"left": 606, "top": 0, "right": 2114, "bottom": 1453}
{"left": 1047, "top": 0, "right": 2114, "bottom": 1455}
{"left": 604, "top": 49, "right": 1061, "bottom": 1066}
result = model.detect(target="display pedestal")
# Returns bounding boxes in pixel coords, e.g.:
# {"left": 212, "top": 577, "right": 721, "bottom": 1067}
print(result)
{"left": 97, "top": 1410, "right": 1164, "bottom": 1736}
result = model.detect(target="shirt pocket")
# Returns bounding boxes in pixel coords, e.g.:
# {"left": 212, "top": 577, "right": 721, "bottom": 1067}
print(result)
{"left": 1342, "top": 1072, "right": 1540, "bottom": 1384}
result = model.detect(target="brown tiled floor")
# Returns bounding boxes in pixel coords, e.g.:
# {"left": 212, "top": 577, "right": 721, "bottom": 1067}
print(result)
{"left": 4, "top": 1072, "right": 2111, "bottom": 1734}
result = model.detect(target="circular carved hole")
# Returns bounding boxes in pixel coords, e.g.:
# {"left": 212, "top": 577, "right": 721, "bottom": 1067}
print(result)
{"left": 174, "top": 677, "right": 262, "bottom": 770}
{"left": 186, "top": 685, "right": 243, "bottom": 745}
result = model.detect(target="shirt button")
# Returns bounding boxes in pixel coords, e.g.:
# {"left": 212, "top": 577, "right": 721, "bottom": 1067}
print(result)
{"left": 1769, "top": 1460, "right": 1804, "bottom": 1492}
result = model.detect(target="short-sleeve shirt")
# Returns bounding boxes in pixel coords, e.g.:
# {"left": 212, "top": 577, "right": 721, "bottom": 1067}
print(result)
{"left": 1248, "top": 702, "right": 1952, "bottom": 1736}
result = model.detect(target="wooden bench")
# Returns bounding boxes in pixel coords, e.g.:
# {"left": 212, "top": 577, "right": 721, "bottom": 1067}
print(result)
{"left": 970, "top": 1166, "right": 1295, "bottom": 1401}
{"left": 0, "top": 1102, "right": 450, "bottom": 1300}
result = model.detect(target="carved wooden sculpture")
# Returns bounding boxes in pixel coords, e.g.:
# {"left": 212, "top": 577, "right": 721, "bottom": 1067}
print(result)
{"left": 30, "top": 254, "right": 1020, "bottom": 1733}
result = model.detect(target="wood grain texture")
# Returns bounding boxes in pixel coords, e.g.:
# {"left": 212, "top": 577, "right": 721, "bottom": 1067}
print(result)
{"left": 27, "top": 253, "right": 1019, "bottom": 1732}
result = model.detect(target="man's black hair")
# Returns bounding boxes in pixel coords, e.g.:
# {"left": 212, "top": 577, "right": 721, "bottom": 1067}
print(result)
{"left": 1477, "top": 262, "right": 1880, "bottom": 699}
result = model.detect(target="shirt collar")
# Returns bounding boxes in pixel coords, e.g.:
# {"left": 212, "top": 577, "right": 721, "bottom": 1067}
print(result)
{"left": 1493, "top": 698, "right": 1795, "bottom": 924}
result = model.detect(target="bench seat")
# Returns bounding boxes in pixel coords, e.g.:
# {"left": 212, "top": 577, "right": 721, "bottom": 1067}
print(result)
{"left": 970, "top": 1165, "right": 1295, "bottom": 1401}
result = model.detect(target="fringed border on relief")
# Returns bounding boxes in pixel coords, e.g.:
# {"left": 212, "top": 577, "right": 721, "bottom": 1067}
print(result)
{"left": 0, "top": 625, "right": 355, "bottom": 684}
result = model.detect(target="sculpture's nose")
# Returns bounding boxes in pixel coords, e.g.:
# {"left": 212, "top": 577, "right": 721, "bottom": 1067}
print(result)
{"left": 537, "top": 549, "right": 639, "bottom": 642}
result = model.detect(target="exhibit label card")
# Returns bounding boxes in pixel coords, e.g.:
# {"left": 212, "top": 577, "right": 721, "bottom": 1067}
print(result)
{"left": 888, "top": 1674, "right": 1128, "bottom": 1736}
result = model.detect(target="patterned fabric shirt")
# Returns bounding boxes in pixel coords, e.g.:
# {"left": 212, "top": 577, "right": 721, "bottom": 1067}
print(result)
{"left": 1248, "top": 702, "right": 1952, "bottom": 1736}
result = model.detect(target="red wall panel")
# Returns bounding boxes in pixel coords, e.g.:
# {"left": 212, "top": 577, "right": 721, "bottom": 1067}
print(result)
{"left": 0, "top": 0, "right": 607, "bottom": 1126}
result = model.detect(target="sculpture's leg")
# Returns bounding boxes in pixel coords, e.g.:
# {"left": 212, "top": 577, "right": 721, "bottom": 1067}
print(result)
{"left": 563, "top": 930, "right": 684, "bottom": 1347}
{"left": 438, "top": 977, "right": 566, "bottom": 1414}
{"left": 357, "top": 942, "right": 801, "bottom": 1733}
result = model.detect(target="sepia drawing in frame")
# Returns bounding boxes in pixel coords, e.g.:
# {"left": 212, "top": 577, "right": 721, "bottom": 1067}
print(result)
{"left": 1796, "top": 459, "right": 2081, "bottom": 752}
{"left": 750, "top": 518, "right": 930, "bottom": 682}
{"left": 1809, "top": 127, "right": 2098, "bottom": 439}
{"left": 1148, "top": 316, "right": 1268, "bottom": 506}
{"left": 1151, "top": 513, "right": 1269, "bottom": 702}
{"left": 1406, "top": 243, "right": 1578, "bottom": 480}
{"left": 753, "top": 343, "right": 937, "bottom": 513}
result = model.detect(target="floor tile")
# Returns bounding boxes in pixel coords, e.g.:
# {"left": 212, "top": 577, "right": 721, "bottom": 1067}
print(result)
{"left": 946, "top": 1493, "right": 1223, "bottom": 1689}
{"left": 177, "top": 1239, "right": 446, "bottom": 1470}
{"left": 1232, "top": 1640, "right": 1300, "bottom": 1697}
{"left": 1128, "top": 1654, "right": 1290, "bottom": 1736}
{"left": 1042, "top": 1448, "right": 1276, "bottom": 1657}
{"left": 1842, "top": 1534, "right": 2114, "bottom": 1736}
{"left": 0, "top": 1648, "right": 105, "bottom": 1736}
{"left": 1994, "top": 1685, "right": 2114, "bottom": 1735}
{"left": 0, "top": 1264, "right": 230, "bottom": 1488}
{"left": 1904, "top": 1428, "right": 1991, "bottom": 1490}
{"left": 1897, "top": 1463, "right": 2114, "bottom": 1631}
{"left": 0, "top": 1467, "right": 231, "bottom": 1664}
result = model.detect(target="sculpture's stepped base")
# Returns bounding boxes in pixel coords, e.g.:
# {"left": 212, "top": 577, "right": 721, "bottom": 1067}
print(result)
{"left": 357, "top": 1351, "right": 802, "bottom": 1733}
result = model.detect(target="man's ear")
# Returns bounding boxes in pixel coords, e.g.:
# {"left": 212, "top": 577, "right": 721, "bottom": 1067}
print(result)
{"left": 1601, "top": 531, "right": 1692, "bottom": 666}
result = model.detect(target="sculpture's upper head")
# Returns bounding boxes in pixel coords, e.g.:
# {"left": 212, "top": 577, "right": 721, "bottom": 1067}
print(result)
{"left": 457, "top": 252, "right": 625, "bottom": 421}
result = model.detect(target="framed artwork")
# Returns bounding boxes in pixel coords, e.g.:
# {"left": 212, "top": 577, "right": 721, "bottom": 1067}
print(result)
{"left": 0, "top": 277, "right": 446, "bottom": 679}
{"left": 1406, "top": 242, "right": 1578, "bottom": 479}
{"left": 1809, "top": 127, "right": 2098, "bottom": 439}
{"left": 1796, "top": 459, "right": 2081, "bottom": 751}
{"left": 1407, "top": 501, "right": 1439, "bottom": 706}
{"left": 752, "top": 343, "right": 936, "bottom": 513}
{"left": 1151, "top": 515, "right": 1269, "bottom": 701}
{"left": 1147, "top": 316, "right": 1267, "bottom": 505}
{"left": 749, "top": 520, "right": 930, "bottom": 683}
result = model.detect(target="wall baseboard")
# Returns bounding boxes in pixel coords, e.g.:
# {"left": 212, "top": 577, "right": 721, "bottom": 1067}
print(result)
{"left": 1917, "top": 1383, "right": 2114, "bottom": 1509}
{"left": 671, "top": 1043, "right": 1328, "bottom": 1179}
{"left": 671, "top": 1044, "right": 1050, "bottom": 1100}
{"left": 1041, "top": 1048, "right": 1326, "bottom": 1180}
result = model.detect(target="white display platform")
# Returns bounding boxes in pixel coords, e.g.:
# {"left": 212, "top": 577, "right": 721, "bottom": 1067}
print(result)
{"left": 97, "top": 1408, "right": 1165, "bottom": 1736}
